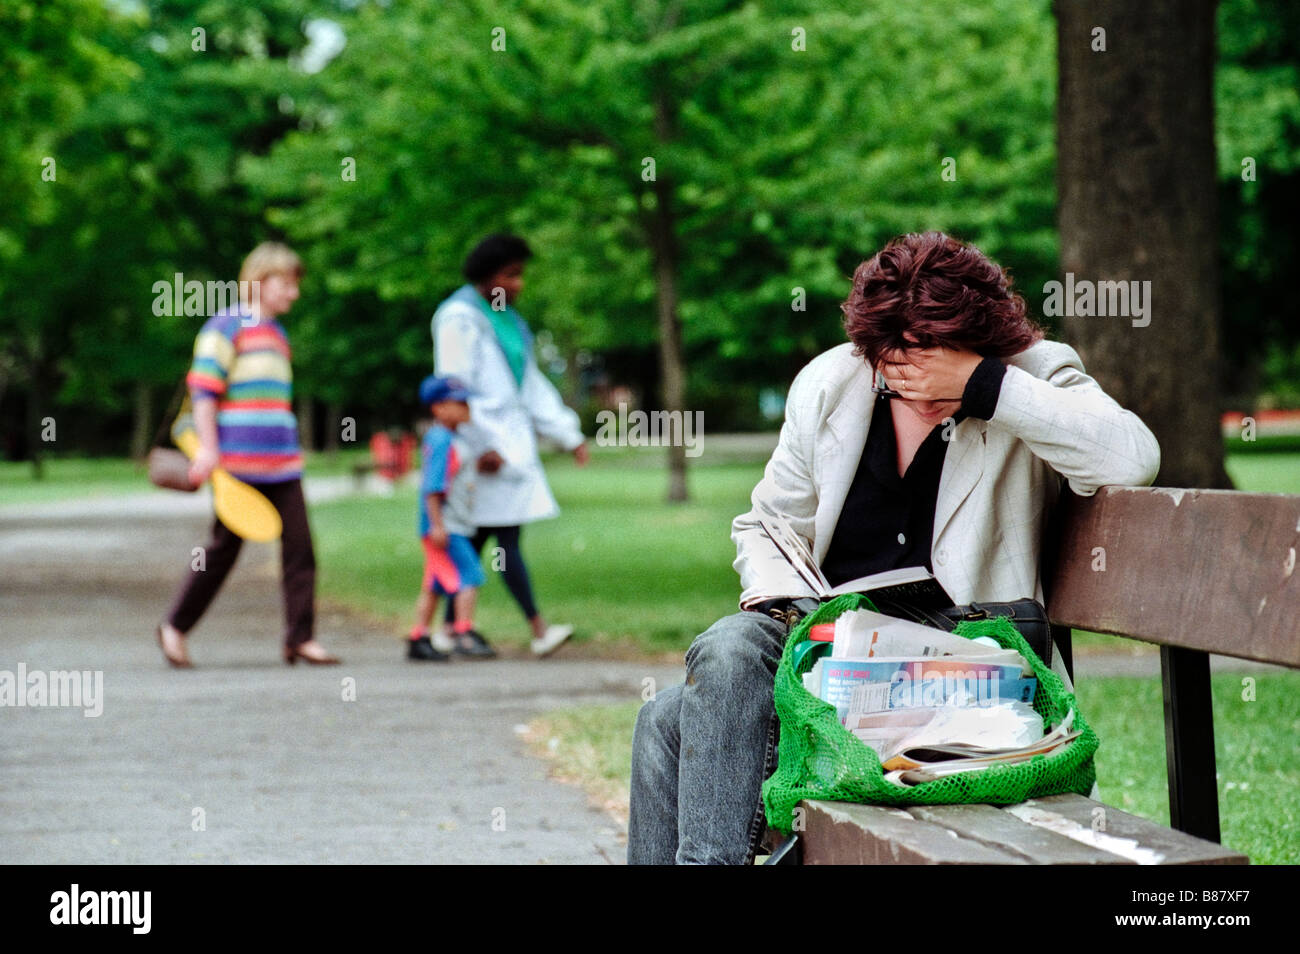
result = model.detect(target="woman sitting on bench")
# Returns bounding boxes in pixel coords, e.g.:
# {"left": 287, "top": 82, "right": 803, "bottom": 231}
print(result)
{"left": 627, "top": 230, "right": 1161, "bottom": 865}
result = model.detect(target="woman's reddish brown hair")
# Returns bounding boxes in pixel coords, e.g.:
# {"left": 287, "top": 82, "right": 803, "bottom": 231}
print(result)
{"left": 841, "top": 231, "right": 1043, "bottom": 370}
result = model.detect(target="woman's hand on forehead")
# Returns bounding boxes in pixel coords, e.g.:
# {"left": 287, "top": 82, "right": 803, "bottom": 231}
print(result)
{"left": 879, "top": 346, "right": 983, "bottom": 403}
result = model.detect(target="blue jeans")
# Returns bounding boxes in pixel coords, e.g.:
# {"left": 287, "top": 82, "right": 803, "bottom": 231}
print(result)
{"left": 627, "top": 611, "right": 788, "bottom": 864}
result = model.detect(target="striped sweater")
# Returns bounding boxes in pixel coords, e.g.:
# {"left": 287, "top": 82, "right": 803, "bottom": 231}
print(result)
{"left": 186, "top": 310, "right": 303, "bottom": 483}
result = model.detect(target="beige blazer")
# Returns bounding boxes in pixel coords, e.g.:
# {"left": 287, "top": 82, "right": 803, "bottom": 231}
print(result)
{"left": 732, "top": 340, "right": 1161, "bottom": 608}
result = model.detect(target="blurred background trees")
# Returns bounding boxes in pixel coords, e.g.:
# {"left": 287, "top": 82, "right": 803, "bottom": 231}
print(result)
{"left": 2, "top": 0, "right": 1296, "bottom": 490}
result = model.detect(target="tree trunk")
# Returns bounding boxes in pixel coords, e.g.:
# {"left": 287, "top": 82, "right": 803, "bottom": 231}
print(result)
{"left": 25, "top": 344, "right": 46, "bottom": 480}
{"left": 129, "top": 381, "right": 153, "bottom": 460}
{"left": 298, "top": 396, "right": 316, "bottom": 454}
{"left": 324, "top": 401, "right": 342, "bottom": 454}
{"left": 651, "top": 89, "right": 689, "bottom": 503}
{"left": 1057, "top": 0, "right": 1231, "bottom": 489}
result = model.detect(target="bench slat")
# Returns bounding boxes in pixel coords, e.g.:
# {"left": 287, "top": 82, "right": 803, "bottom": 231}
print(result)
{"left": 1048, "top": 487, "right": 1300, "bottom": 666}
{"left": 909, "top": 803, "right": 1132, "bottom": 864}
{"left": 799, "top": 795, "right": 1249, "bottom": 865}
{"left": 801, "top": 800, "right": 1027, "bottom": 864}
{"left": 1015, "top": 794, "right": 1247, "bottom": 865}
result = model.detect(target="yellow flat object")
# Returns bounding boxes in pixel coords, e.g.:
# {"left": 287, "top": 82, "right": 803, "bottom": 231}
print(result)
{"left": 173, "top": 427, "right": 283, "bottom": 543}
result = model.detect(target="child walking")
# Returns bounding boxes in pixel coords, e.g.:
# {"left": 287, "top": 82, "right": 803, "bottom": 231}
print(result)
{"left": 407, "top": 375, "right": 491, "bottom": 661}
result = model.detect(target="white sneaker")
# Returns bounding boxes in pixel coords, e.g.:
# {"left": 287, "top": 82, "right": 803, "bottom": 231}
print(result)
{"left": 531, "top": 624, "right": 573, "bottom": 657}
{"left": 431, "top": 628, "right": 456, "bottom": 654}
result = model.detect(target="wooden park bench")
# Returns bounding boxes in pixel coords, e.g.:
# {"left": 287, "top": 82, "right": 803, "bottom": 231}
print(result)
{"left": 767, "top": 486, "right": 1299, "bottom": 865}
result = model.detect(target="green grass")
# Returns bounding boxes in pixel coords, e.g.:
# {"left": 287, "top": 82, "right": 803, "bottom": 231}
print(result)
{"left": 0, "top": 448, "right": 372, "bottom": 506}
{"left": 1224, "top": 451, "right": 1300, "bottom": 494}
{"left": 1222, "top": 433, "right": 1300, "bottom": 455}
{"left": 525, "top": 702, "right": 644, "bottom": 821}
{"left": 0, "top": 456, "right": 147, "bottom": 505}
{"left": 301, "top": 446, "right": 374, "bottom": 477}
{"left": 7, "top": 445, "right": 1292, "bottom": 506}
{"left": 1079, "top": 672, "right": 1300, "bottom": 864}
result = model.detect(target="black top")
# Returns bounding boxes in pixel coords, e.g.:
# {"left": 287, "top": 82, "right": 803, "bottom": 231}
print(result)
{"left": 819, "top": 356, "right": 1007, "bottom": 588}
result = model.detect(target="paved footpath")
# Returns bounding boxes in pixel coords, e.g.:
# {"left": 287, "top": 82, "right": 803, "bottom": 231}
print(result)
{"left": 0, "top": 485, "right": 683, "bottom": 864}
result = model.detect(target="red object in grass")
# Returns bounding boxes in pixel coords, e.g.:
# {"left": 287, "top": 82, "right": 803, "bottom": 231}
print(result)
{"left": 369, "top": 432, "right": 396, "bottom": 479}
{"left": 369, "top": 431, "right": 419, "bottom": 481}
{"left": 396, "top": 434, "right": 416, "bottom": 477}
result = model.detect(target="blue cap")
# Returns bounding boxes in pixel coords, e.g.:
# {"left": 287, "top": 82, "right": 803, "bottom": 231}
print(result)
{"left": 419, "top": 375, "right": 472, "bottom": 407}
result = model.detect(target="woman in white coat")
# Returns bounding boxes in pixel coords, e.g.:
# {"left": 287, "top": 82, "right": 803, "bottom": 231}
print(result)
{"left": 432, "top": 235, "right": 588, "bottom": 657}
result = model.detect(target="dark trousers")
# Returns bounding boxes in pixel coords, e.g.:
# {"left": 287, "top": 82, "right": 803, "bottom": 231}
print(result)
{"left": 445, "top": 524, "right": 538, "bottom": 622}
{"left": 166, "top": 478, "right": 316, "bottom": 647}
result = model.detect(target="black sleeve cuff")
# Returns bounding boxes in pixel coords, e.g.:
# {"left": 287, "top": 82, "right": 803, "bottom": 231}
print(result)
{"left": 960, "top": 356, "right": 1007, "bottom": 421}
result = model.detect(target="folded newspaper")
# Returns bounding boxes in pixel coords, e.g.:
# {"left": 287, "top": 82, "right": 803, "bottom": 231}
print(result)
{"left": 882, "top": 711, "right": 1080, "bottom": 786}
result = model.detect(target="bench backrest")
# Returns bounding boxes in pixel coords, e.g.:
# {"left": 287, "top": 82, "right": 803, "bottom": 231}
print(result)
{"left": 1046, "top": 486, "right": 1300, "bottom": 668}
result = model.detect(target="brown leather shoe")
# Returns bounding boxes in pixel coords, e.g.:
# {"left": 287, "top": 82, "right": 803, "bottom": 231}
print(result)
{"left": 284, "top": 640, "right": 341, "bottom": 665}
{"left": 156, "top": 623, "right": 193, "bottom": 669}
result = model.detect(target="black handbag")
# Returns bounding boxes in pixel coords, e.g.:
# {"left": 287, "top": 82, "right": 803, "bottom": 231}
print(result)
{"left": 868, "top": 596, "right": 1053, "bottom": 668}
{"left": 758, "top": 595, "right": 1053, "bottom": 669}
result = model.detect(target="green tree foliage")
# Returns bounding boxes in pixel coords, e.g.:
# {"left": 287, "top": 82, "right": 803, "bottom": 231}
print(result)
{"left": 0, "top": 0, "right": 136, "bottom": 461}
{"left": 1215, "top": 0, "right": 1300, "bottom": 402}
{"left": 249, "top": 0, "right": 1058, "bottom": 432}
{"left": 0, "top": 0, "right": 1294, "bottom": 461}
{"left": 0, "top": 0, "right": 336, "bottom": 457}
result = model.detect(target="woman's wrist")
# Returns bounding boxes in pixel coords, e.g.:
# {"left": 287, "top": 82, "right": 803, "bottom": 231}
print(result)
{"left": 960, "top": 356, "right": 1007, "bottom": 420}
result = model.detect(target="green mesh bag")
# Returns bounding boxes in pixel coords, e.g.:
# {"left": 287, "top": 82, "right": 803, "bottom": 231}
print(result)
{"left": 762, "top": 593, "right": 1098, "bottom": 833}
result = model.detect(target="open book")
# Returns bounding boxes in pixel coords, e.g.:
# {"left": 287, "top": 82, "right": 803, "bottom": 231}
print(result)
{"left": 757, "top": 500, "right": 950, "bottom": 604}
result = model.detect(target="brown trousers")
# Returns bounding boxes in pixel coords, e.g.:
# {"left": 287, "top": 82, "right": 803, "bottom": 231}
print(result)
{"left": 166, "top": 478, "right": 315, "bottom": 647}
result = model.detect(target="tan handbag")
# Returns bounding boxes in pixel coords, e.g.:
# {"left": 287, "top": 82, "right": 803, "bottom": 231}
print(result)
{"left": 147, "top": 382, "right": 198, "bottom": 492}
{"left": 148, "top": 446, "right": 197, "bottom": 492}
